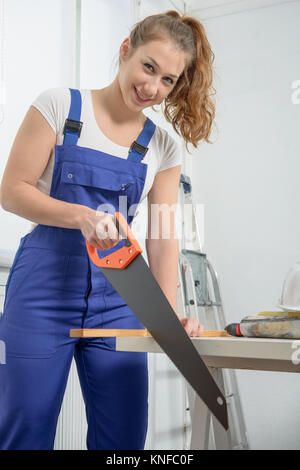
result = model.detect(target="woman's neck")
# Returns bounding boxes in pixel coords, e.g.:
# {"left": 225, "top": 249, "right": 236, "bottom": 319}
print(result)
{"left": 94, "top": 79, "right": 145, "bottom": 126}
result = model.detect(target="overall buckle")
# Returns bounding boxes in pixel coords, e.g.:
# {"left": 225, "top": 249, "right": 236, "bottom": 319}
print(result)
{"left": 129, "top": 140, "right": 149, "bottom": 158}
{"left": 63, "top": 118, "right": 83, "bottom": 138}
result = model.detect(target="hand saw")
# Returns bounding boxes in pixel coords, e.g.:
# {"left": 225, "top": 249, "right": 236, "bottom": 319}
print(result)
{"left": 85, "top": 212, "right": 228, "bottom": 430}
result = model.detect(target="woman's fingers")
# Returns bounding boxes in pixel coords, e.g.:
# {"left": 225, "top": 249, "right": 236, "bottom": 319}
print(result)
{"left": 197, "top": 323, "right": 204, "bottom": 336}
{"left": 180, "top": 317, "right": 204, "bottom": 337}
{"left": 94, "top": 213, "right": 123, "bottom": 249}
{"left": 80, "top": 210, "right": 124, "bottom": 250}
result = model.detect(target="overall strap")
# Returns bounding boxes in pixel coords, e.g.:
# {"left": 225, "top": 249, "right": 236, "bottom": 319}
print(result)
{"left": 128, "top": 117, "right": 156, "bottom": 163}
{"left": 63, "top": 88, "right": 83, "bottom": 146}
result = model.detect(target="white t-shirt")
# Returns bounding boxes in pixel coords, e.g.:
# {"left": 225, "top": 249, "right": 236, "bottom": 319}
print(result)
{"left": 31, "top": 87, "right": 182, "bottom": 208}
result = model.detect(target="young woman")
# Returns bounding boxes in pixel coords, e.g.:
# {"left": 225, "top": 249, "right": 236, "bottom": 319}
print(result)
{"left": 0, "top": 11, "right": 215, "bottom": 450}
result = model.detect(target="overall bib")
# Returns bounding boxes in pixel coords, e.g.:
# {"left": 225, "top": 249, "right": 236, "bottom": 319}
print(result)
{"left": 0, "top": 89, "right": 156, "bottom": 450}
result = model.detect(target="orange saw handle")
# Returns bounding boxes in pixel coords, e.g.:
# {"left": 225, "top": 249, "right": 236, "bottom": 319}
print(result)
{"left": 85, "top": 212, "right": 142, "bottom": 269}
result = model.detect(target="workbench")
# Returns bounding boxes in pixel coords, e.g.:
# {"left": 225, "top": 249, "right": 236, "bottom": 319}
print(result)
{"left": 115, "top": 335, "right": 300, "bottom": 450}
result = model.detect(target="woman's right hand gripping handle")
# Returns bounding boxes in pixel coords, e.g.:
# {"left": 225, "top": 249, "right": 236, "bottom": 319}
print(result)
{"left": 79, "top": 209, "right": 124, "bottom": 250}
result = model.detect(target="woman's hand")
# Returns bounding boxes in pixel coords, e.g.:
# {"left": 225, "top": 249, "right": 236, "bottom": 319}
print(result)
{"left": 179, "top": 317, "right": 204, "bottom": 337}
{"left": 79, "top": 209, "right": 123, "bottom": 250}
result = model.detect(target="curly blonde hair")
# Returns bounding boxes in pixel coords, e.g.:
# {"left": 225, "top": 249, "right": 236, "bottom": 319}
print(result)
{"left": 128, "top": 10, "right": 216, "bottom": 153}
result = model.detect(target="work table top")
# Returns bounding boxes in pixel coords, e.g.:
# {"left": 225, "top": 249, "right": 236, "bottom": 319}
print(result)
{"left": 116, "top": 336, "right": 300, "bottom": 373}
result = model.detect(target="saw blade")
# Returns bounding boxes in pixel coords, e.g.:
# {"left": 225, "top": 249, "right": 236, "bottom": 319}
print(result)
{"left": 98, "top": 253, "right": 228, "bottom": 430}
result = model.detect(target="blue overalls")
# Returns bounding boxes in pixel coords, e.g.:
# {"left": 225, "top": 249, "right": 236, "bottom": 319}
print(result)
{"left": 0, "top": 88, "right": 156, "bottom": 450}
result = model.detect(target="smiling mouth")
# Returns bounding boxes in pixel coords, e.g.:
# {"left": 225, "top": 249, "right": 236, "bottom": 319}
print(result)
{"left": 134, "top": 86, "right": 151, "bottom": 103}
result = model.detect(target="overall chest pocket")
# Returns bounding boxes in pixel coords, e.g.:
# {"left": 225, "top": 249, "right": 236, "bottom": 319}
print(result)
{"left": 58, "top": 161, "right": 136, "bottom": 211}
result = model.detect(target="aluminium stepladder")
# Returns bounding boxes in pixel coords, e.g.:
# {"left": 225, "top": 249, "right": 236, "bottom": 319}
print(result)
{"left": 176, "top": 173, "right": 249, "bottom": 450}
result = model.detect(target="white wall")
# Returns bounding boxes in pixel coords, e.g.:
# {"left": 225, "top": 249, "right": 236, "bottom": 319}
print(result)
{"left": 80, "top": 0, "right": 131, "bottom": 88}
{"left": 190, "top": 1, "right": 300, "bottom": 449}
{"left": 0, "top": 0, "right": 77, "bottom": 250}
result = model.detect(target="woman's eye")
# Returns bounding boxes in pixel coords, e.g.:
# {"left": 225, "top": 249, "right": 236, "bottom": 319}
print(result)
{"left": 143, "top": 64, "right": 173, "bottom": 85}
{"left": 144, "top": 63, "right": 154, "bottom": 72}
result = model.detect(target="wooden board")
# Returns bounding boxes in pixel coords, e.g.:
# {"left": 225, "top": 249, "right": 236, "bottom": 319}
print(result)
{"left": 69, "top": 328, "right": 231, "bottom": 338}
{"left": 258, "top": 311, "right": 300, "bottom": 317}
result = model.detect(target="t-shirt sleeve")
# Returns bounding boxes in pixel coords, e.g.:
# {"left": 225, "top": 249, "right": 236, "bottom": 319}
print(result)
{"left": 31, "top": 86, "right": 71, "bottom": 136}
{"left": 158, "top": 131, "right": 183, "bottom": 172}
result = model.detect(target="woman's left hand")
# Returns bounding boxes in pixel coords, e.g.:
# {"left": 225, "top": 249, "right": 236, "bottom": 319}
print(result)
{"left": 179, "top": 317, "right": 204, "bottom": 337}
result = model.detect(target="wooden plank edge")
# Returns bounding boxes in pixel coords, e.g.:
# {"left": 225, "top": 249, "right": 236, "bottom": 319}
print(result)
{"left": 70, "top": 328, "right": 231, "bottom": 338}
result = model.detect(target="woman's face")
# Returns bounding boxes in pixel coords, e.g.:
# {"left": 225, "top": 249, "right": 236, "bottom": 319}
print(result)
{"left": 118, "top": 37, "right": 188, "bottom": 112}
